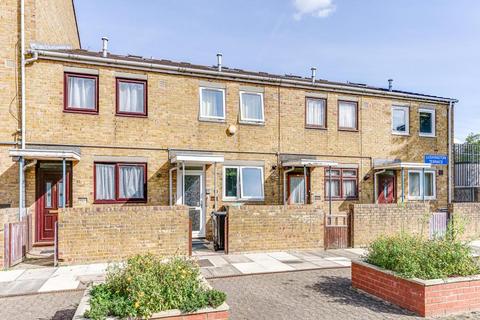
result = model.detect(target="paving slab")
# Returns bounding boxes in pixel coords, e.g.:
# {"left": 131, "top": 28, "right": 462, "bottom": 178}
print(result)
{"left": 207, "top": 265, "right": 241, "bottom": 278}
{"left": 0, "top": 269, "right": 24, "bottom": 283}
{"left": 17, "top": 267, "right": 56, "bottom": 281}
{"left": 223, "top": 254, "right": 253, "bottom": 264}
{"left": 0, "top": 279, "right": 45, "bottom": 295}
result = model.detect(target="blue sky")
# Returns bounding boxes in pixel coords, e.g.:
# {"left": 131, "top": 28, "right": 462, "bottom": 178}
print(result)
{"left": 74, "top": 0, "right": 480, "bottom": 141}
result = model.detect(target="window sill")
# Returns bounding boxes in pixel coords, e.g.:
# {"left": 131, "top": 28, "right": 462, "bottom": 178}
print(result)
{"left": 115, "top": 113, "right": 148, "bottom": 118}
{"left": 305, "top": 125, "right": 327, "bottom": 130}
{"left": 63, "top": 109, "right": 98, "bottom": 115}
{"left": 338, "top": 128, "right": 359, "bottom": 132}
{"left": 325, "top": 198, "right": 359, "bottom": 201}
{"left": 199, "top": 117, "right": 226, "bottom": 123}
{"left": 419, "top": 134, "right": 436, "bottom": 138}
{"left": 222, "top": 198, "right": 265, "bottom": 202}
{"left": 392, "top": 131, "right": 410, "bottom": 136}
{"left": 407, "top": 197, "right": 436, "bottom": 201}
{"left": 94, "top": 199, "right": 147, "bottom": 204}
{"left": 238, "top": 120, "right": 265, "bottom": 126}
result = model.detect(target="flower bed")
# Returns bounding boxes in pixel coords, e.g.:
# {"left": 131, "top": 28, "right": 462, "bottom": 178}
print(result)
{"left": 74, "top": 254, "right": 228, "bottom": 320}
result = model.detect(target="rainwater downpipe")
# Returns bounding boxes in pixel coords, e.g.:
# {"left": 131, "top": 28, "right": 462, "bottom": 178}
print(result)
{"left": 169, "top": 166, "right": 177, "bottom": 205}
{"left": 447, "top": 101, "right": 454, "bottom": 204}
{"left": 283, "top": 167, "right": 295, "bottom": 205}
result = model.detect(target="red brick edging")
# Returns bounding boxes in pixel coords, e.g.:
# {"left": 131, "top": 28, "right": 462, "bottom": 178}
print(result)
{"left": 352, "top": 261, "right": 480, "bottom": 317}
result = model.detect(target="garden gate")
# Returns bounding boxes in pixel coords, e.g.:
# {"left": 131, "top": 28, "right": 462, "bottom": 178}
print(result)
{"left": 324, "top": 213, "right": 350, "bottom": 249}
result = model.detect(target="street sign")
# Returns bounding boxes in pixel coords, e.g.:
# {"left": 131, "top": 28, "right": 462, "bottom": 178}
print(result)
{"left": 424, "top": 154, "right": 448, "bottom": 165}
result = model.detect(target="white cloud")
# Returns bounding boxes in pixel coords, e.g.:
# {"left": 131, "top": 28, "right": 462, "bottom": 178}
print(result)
{"left": 293, "top": 0, "right": 336, "bottom": 20}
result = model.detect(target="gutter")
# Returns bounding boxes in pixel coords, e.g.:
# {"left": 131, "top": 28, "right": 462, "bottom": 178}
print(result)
{"left": 31, "top": 50, "right": 458, "bottom": 105}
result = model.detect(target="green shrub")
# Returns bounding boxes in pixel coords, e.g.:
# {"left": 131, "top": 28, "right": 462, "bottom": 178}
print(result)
{"left": 365, "top": 221, "right": 480, "bottom": 280}
{"left": 84, "top": 254, "right": 226, "bottom": 320}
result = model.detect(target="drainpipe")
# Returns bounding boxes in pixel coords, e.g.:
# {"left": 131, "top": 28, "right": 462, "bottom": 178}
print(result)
{"left": 213, "top": 162, "right": 217, "bottom": 210}
{"left": 401, "top": 168, "right": 405, "bottom": 203}
{"left": 169, "top": 166, "right": 177, "bottom": 205}
{"left": 374, "top": 169, "right": 386, "bottom": 203}
{"left": 447, "top": 101, "right": 454, "bottom": 204}
{"left": 303, "top": 165, "right": 307, "bottom": 204}
{"left": 19, "top": 0, "right": 26, "bottom": 220}
{"left": 182, "top": 162, "right": 185, "bottom": 205}
{"left": 62, "top": 158, "right": 66, "bottom": 208}
{"left": 283, "top": 167, "right": 295, "bottom": 204}
{"left": 328, "top": 166, "right": 332, "bottom": 216}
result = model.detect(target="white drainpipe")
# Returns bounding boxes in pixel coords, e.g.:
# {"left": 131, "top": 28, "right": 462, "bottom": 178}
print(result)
{"left": 448, "top": 101, "right": 454, "bottom": 204}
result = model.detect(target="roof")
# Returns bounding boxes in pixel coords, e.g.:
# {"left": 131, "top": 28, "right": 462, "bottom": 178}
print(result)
{"left": 33, "top": 48, "right": 458, "bottom": 103}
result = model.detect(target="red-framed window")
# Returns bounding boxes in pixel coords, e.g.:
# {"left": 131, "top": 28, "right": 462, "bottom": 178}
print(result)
{"left": 324, "top": 168, "right": 358, "bottom": 200}
{"left": 64, "top": 72, "right": 99, "bottom": 114}
{"left": 337, "top": 100, "right": 358, "bottom": 131}
{"left": 94, "top": 162, "right": 147, "bottom": 203}
{"left": 116, "top": 78, "right": 148, "bottom": 117}
{"left": 305, "top": 97, "right": 327, "bottom": 129}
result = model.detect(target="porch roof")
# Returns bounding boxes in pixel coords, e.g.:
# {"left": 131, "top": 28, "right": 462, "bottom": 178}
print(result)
{"left": 281, "top": 159, "right": 338, "bottom": 167}
{"left": 9, "top": 148, "right": 81, "bottom": 161}
{"left": 169, "top": 151, "right": 224, "bottom": 164}
{"left": 374, "top": 161, "right": 432, "bottom": 170}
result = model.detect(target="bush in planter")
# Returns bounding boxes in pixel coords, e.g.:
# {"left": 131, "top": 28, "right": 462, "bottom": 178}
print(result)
{"left": 365, "top": 219, "right": 480, "bottom": 280}
{"left": 84, "top": 254, "right": 226, "bottom": 320}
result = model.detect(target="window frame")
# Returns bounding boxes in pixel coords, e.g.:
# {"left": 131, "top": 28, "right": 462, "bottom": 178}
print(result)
{"left": 222, "top": 165, "right": 264, "bottom": 201}
{"left": 199, "top": 87, "right": 226, "bottom": 121}
{"left": 407, "top": 169, "right": 436, "bottom": 200}
{"left": 337, "top": 100, "right": 359, "bottom": 131}
{"left": 419, "top": 108, "right": 436, "bottom": 137}
{"left": 239, "top": 91, "right": 265, "bottom": 124}
{"left": 115, "top": 78, "right": 148, "bottom": 117}
{"left": 324, "top": 168, "right": 359, "bottom": 200}
{"left": 64, "top": 72, "right": 99, "bottom": 114}
{"left": 93, "top": 162, "right": 147, "bottom": 204}
{"left": 391, "top": 105, "right": 410, "bottom": 135}
{"left": 305, "top": 97, "right": 327, "bottom": 129}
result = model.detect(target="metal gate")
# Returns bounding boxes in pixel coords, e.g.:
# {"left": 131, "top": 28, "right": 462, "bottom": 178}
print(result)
{"left": 325, "top": 214, "right": 350, "bottom": 249}
{"left": 429, "top": 211, "right": 448, "bottom": 239}
{"left": 3, "top": 215, "right": 31, "bottom": 269}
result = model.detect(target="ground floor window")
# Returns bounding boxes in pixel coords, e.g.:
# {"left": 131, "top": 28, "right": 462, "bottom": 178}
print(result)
{"left": 223, "top": 166, "right": 264, "bottom": 201}
{"left": 325, "top": 168, "right": 358, "bottom": 200}
{"left": 94, "top": 162, "right": 147, "bottom": 203}
{"left": 408, "top": 169, "right": 436, "bottom": 200}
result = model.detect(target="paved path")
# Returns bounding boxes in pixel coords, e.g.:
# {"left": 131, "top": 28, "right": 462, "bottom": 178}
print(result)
{"left": 210, "top": 269, "right": 480, "bottom": 320}
{"left": 0, "top": 249, "right": 363, "bottom": 297}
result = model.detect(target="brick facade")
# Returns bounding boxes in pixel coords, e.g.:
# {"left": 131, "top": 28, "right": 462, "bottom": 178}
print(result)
{"left": 449, "top": 203, "right": 480, "bottom": 240}
{"left": 226, "top": 205, "right": 324, "bottom": 253}
{"left": 352, "top": 261, "right": 480, "bottom": 317}
{"left": 350, "top": 203, "right": 430, "bottom": 247}
{"left": 58, "top": 205, "right": 189, "bottom": 265}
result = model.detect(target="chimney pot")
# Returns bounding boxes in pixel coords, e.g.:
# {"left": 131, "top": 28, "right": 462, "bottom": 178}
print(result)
{"left": 217, "top": 53, "right": 223, "bottom": 72}
{"left": 311, "top": 67, "right": 317, "bottom": 84}
{"left": 101, "top": 37, "right": 109, "bottom": 58}
{"left": 388, "top": 78, "right": 393, "bottom": 91}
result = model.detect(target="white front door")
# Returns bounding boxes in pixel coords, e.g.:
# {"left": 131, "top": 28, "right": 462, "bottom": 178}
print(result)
{"left": 177, "top": 170, "right": 205, "bottom": 238}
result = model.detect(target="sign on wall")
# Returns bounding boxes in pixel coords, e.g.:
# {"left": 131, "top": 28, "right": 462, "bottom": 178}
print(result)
{"left": 424, "top": 154, "right": 448, "bottom": 165}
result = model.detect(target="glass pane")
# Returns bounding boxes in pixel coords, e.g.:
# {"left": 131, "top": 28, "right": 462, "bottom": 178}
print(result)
{"left": 409, "top": 172, "right": 421, "bottom": 197}
{"left": 325, "top": 180, "right": 340, "bottom": 197}
{"left": 342, "top": 169, "right": 357, "bottom": 177}
{"left": 289, "top": 176, "right": 305, "bottom": 204}
{"left": 95, "top": 164, "right": 115, "bottom": 200}
{"left": 339, "top": 101, "right": 357, "bottom": 129}
{"left": 241, "top": 93, "right": 263, "bottom": 121}
{"left": 58, "top": 180, "right": 64, "bottom": 207}
{"left": 119, "top": 165, "right": 145, "bottom": 199}
{"left": 343, "top": 180, "right": 357, "bottom": 198}
{"left": 201, "top": 88, "right": 224, "bottom": 118}
{"left": 306, "top": 98, "right": 325, "bottom": 126}
{"left": 326, "top": 169, "right": 340, "bottom": 176}
{"left": 420, "top": 112, "right": 432, "bottom": 133}
{"left": 45, "top": 182, "right": 52, "bottom": 208}
{"left": 119, "top": 81, "right": 145, "bottom": 113}
{"left": 189, "top": 208, "right": 201, "bottom": 232}
{"left": 424, "top": 172, "right": 434, "bottom": 197}
{"left": 241, "top": 168, "right": 263, "bottom": 198}
{"left": 225, "top": 168, "right": 238, "bottom": 198}
{"left": 393, "top": 108, "right": 406, "bottom": 132}
{"left": 68, "top": 76, "right": 96, "bottom": 109}
{"left": 184, "top": 175, "right": 201, "bottom": 207}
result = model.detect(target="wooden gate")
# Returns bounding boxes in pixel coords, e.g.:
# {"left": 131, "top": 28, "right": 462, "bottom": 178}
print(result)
{"left": 325, "top": 213, "right": 350, "bottom": 249}
{"left": 3, "top": 215, "right": 31, "bottom": 269}
{"left": 430, "top": 211, "right": 448, "bottom": 239}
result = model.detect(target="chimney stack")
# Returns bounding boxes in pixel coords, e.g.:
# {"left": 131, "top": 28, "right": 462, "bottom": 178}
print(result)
{"left": 388, "top": 79, "right": 393, "bottom": 91}
{"left": 101, "top": 37, "right": 109, "bottom": 58}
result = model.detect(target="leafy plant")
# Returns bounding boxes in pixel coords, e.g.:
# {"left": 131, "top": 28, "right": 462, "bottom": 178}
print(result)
{"left": 84, "top": 254, "right": 226, "bottom": 320}
{"left": 365, "top": 219, "right": 480, "bottom": 280}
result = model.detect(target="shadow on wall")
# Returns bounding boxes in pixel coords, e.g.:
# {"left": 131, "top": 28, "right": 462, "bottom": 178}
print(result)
{"left": 0, "top": 163, "right": 19, "bottom": 208}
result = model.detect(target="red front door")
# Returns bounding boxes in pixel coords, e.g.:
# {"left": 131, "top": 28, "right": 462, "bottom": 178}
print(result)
{"left": 377, "top": 174, "right": 396, "bottom": 204}
{"left": 36, "top": 166, "right": 71, "bottom": 243}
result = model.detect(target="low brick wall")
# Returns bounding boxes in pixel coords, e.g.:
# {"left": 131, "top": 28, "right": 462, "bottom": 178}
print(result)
{"left": 225, "top": 204, "right": 324, "bottom": 253}
{"left": 449, "top": 203, "right": 480, "bottom": 240}
{"left": 352, "top": 261, "right": 480, "bottom": 317}
{"left": 58, "top": 206, "right": 189, "bottom": 265}
{"left": 350, "top": 203, "right": 430, "bottom": 247}
{"left": 0, "top": 208, "right": 21, "bottom": 269}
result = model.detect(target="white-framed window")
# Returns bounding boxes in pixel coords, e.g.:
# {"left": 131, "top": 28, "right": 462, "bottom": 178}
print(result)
{"left": 338, "top": 100, "right": 358, "bottom": 130}
{"left": 239, "top": 91, "right": 264, "bottom": 123}
{"left": 199, "top": 87, "right": 225, "bottom": 120}
{"left": 222, "top": 166, "right": 264, "bottom": 201}
{"left": 305, "top": 98, "right": 326, "bottom": 128}
{"left": 408, "top": 170, "right": 436, "bottom": 200}
{"left": 391, "top": 105, "right": 409, "bottom": 135}
{"left": 419, "top": 108, "right": 435, "bottom": 137}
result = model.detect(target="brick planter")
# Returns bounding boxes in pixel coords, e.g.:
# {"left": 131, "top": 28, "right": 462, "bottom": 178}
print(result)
{"left": 352, "top": 261, "right": 480, "bottom": 317}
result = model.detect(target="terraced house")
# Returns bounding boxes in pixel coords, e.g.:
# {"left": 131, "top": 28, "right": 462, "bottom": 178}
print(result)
{"left": 1, "top": 0, "right": 458, "bottom": 266}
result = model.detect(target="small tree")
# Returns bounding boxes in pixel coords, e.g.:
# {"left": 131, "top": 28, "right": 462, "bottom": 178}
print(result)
{"left": 465, "top": 133, "right": 480, "bottom": 147}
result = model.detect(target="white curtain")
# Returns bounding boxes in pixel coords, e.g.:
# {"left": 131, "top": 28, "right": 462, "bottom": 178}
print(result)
{"left": 343, "top": 180, "right": 356, "bottom": 198}
{"left": 119, "top": 82, "right": 145, "bottom": 113}
{"left": 326, "top": 180, "right": 340, "bottom": 198}
{"left": 201, "top": 89, "right": 224, "bottom": 118}
{"left": 119, "top": 166, "right": 144, "bottom": 199}
{"left": 289, "top": 176, "right": 305, "bottom": 204}
{"left": 306, "top": 99, "right": 325, "bottom": 126}
{"left": 68, "top": 76, "right": 95, "bottom": 109}
{"left": 409, "top": 172, "right": 421, "bottom": 196}
{"left": 424, "top": 172, "right": 433, "bottom": 197}
{"left": 241, "top": 93, "right": 263, "bottom": 121}
{"left": 96, "top": 164, "right": 115, "bottom": 200}
{"left": 339, "top": 101, "right": 357, "bottom": 129}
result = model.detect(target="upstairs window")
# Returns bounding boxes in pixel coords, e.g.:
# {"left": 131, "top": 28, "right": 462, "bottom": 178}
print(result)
{"left": 116, "top": 78, "right": 147, "bottom": 116}
{"left": 200, "top": 87, "right": 225, "bottom": 120}
{"left": 223, "top": 166, "right": 264, "bottom": 201}
{"left": 305, "top": 98, "right": 326, "bottom": 128}
{"left": 64, "top": 73, "right": 98, "bottom": 113}
{"left": 391, "top": 105, "right": 409, "bottom": 135}
{"left": 325, "top": 168, "right": 358, "bottom": 200}
{"left": 240, "top": 91, "right": 264, "bottom": 123}
{"left": 338, "top": 101, "right": 358, "bottom": 130}
{"left": 419, "top": 108, "right": 435, "bottom": 137}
